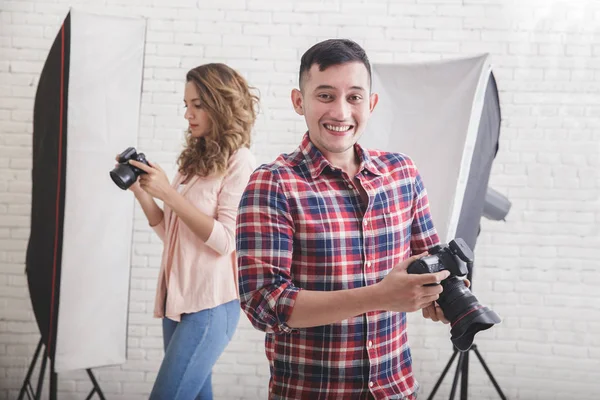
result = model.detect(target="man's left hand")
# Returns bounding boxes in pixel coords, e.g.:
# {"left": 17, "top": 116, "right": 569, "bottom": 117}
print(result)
{"left": 422, "top": 278, "right": 470, "bottom": 324}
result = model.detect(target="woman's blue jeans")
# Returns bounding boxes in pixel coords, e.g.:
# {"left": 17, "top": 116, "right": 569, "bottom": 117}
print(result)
{"left": 149, "top": 299, "right": 240, "bottom": 400}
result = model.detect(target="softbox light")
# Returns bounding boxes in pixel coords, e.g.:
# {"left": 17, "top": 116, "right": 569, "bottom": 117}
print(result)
{"left": 360, "top": 54, "right": 507, "bottom": 399}
{"left": 24, "top": 8, "right": 146, "bottom": 376}
{"left": 361, "top": 54, "right": 501, "bottom": 252}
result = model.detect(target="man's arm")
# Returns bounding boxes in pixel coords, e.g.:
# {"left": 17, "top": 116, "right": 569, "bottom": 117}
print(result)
{"left": 286, "top": 255, "right": 449, "bottom": 328}
{"left": 236, "top": 167, "right": 298, "bottom": 333}
{"left": 236, "top": 167, "right": 450, "bottom": 332}
{"left": 286, "top": 284, "right": 379, "bottom": 328}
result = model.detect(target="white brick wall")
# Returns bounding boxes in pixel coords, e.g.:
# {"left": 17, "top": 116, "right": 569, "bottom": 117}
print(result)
{"left": 1, "top": 0, "right": 599, "bottom": 399}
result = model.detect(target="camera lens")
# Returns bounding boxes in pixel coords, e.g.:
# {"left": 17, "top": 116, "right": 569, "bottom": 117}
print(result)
{"left": 437, "top": 277, "right": 501, "bottom": 352}
{"left": 110, "top": 164, "right": 137, "bottom": 190}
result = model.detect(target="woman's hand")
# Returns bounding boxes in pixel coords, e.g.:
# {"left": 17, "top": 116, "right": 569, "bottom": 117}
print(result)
{"left": 128, "top": 159, "right": 174, "bottom": 202}
{"left": 115, "top": 154, "right": 142, "bottom": 194}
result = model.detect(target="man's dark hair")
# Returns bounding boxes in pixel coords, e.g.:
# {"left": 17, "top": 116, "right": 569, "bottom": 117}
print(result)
{"left": 299, "top": 38, "right": 372, "bottom": 91}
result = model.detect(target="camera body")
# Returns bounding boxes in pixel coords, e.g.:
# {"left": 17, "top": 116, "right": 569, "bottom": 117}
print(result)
{"left": 407, "top": 239, "right": 471, "bottom": 279}
{"left": 407, "top": 238, "right": 500, "bottom": 352}
{"left": 110, "top": 147, "right": 149, "bottom": 190}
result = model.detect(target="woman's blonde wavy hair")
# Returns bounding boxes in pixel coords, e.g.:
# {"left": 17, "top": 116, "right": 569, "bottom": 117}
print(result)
{"left": 178, "top": 63, "right": 259, "bottom": 177}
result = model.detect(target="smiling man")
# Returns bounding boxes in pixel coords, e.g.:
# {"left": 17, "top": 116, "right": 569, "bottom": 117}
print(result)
{"left": 236, "top": 39, "right": 451, "bottom": 400}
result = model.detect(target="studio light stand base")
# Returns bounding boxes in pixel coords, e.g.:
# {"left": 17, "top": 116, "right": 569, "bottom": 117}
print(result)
{"left": 427, "top": 344, "right": 507, "bottom": 400}
{"left": 17, "top": 337, "right": 106, "bottom": 400}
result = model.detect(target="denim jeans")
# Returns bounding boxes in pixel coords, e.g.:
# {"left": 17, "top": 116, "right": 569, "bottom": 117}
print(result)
{"left": 149, "top": 299, "right": 240, "bottom": 400}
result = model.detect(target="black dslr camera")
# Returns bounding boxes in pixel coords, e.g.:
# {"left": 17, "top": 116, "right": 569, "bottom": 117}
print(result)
{"left": 407, "top": 238, "right": 501, "bottom": 352}
{"left": 110, "top": 147, "right": 150, "bottom": 190}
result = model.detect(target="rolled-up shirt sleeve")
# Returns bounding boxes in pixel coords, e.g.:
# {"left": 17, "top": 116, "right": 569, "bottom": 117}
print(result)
{"left": 236, "top": 167, "right": 299, "bottom": 334}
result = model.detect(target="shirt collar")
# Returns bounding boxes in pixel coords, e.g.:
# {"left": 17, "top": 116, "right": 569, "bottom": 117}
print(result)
{"left": 295, "top": 132, "right": 383, "bottom": 179}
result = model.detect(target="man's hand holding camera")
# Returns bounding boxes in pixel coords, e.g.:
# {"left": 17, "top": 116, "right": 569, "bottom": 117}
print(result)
{"left": 422, "top": 277, "right": 470, "bottom": 324}
{"left": 376, "top": 252, "right": 471, "bottom": 325}
{"left": 376, "top": 253, "right": 451, "bottom": 313}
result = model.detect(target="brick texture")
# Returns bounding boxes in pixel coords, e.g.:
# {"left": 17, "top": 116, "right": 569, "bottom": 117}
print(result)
{"left": 1, "top": 0, "right": 599, "bottom": 399}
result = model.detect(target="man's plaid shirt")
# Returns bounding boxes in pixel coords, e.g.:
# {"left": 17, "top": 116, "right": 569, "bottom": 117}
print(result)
{"left": 236, "top": 133, "right": 440, "bottom": 399}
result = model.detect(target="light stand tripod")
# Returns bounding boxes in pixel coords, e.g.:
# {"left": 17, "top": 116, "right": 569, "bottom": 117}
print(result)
{"left": 427, "top": 263, "right": 506, "bottom": 400}
{"left": 17, "top": 337, "right": 106, "bottom": 400}
{"left": 427, "top": 344, "right": 506, "bottom": 400}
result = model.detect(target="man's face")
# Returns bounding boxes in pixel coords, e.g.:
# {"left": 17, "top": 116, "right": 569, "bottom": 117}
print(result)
{"left": 291, "top": 61, "right": 378, "bottom": 158}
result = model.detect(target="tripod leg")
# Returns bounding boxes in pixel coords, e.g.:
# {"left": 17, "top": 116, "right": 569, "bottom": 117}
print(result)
{"left": 472, "top": 346, "right": 507, "bottom": 400}
{"left": 85, "top": 389, "right": 97, "bottom": 400}
{"left": 460, "top": 351, "right": 469, "bottom": 400}
{"left": 35, "top": 349, "right": 49, "bottom": 400}
{"left": 448, "top": 353, "right": 464, "bottom": 400}
{"left": 427, "top": 349, "right": 459, "bottom": 400}
{"left": 18, "top": 338, "right": 43, "bottom": 400}
{"left": 86, "top": 369, "right": 106, "bottom": 400}
{"left": 50, "top": 355, "right": 57, "bottom": 400}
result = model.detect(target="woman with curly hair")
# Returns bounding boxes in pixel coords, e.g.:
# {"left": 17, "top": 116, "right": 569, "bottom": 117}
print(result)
{"left": 125, "top": 63, "right": 258, "bottom": 399}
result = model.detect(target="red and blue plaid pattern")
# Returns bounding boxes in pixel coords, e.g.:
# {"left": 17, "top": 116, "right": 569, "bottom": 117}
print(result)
{"left": 236, "top": 133, "right": 440, "bottom": 399}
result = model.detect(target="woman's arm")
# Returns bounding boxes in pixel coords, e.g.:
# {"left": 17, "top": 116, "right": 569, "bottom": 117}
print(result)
{"left": 165, "top": 149, "right": 256, "bottom": 254}
{"left": 129, "top": 149, "right": 255, "bottom": 253}
{"left": 133, "top": 187, "right": 164, "bottom": 227}
{"left": 162, "top": 190, "right": 214, "bottom": 242}
{"left": 116, "top": 154, "right": 165, "bottom": 238}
